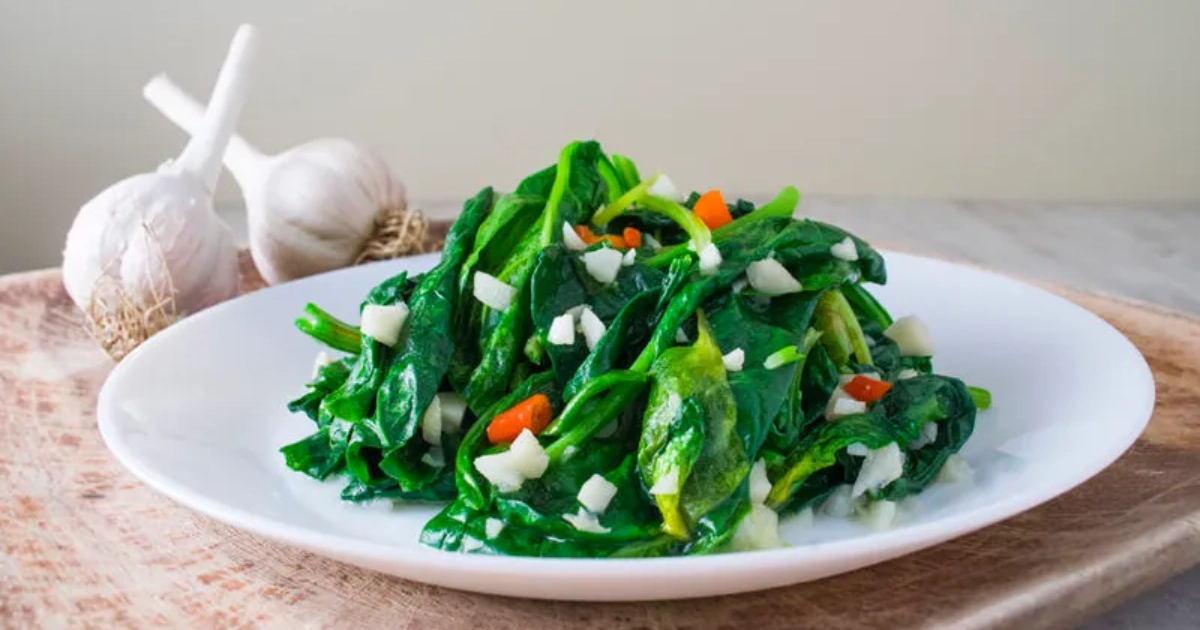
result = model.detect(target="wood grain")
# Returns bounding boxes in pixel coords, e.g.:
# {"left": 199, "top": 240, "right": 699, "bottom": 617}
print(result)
{"left": 2, "top": 252, "right": 1198, "bottom": 630}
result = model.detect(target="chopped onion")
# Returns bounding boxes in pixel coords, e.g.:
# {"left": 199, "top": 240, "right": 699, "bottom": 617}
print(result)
{"left": 821, "top": 484, "right": 856, "bottom": 517}
{"left": 577, "top": 474, "right": 618, "bottom": 514}
{"left": 937, "top": 453, "right": 974, "bottom": 484}
{"left": 421, "top": 446, "right": 445, "bottom": 468}
{"left": 846, "top": 442, "right": 870, "bottom": 457}
{"left": 462, "top": 537, "right": 484, "bottom": 552}
{"left": 649, "top": 470, "right": 679, "bottom": 495}
{"left": 437, "top": 392, "right": 467, "bottom": 433}
{"left": 622, "top": 248, "right": 637, "bottom": 267}
{"left": 508, "top": 429, "right": 549, "bottom": 479}
{"left": 747, "top": 258, "right": 802, "bottom": 295}
{"left": 473, "top": 271, "right": 516, "bottom": 312}
{"left": 852, "top": 442, "right": 905, "bottom": 498}
{"left": 565, "top": 304, "right": 588, "bottom": 320}
{"left": 722, "top": 348, "right": 745, "bottom": 372}
{"left": 562, "top": 221, "right": 587, "bottom": 251}
{"left": 582, "top": 247, "right": 624, "bottom": 284}
{"left": 563, "top": 508, "right": 611, "bottom": 534}
{"left": 473, "top": 453, "right": 524, "bottom": 492}
{"left": 895, "top": 368, "right": 920, "bottom": 380}
{"left": 360, "top": 303, "right": 409, "bottom": 346}
{"left": 643, "top": 233, "right": 663, "bottom": 252}
{"left": 547, "top": 313, "right": 576, "bottom": 346}
{"left": 749, "top": 459, "right": 772, "bottom": 504}
{"left": 862, "top": 500, "right": 898, "bottom": 531}
{"left": 647, "top": 173, "right": 681, "bottom": 201}
{"left": 830, "top": 236, "right": 859, "bottom": 261}
{"left": 730, "top": 503, "right": 781, "bottom": 551}
{"left": 698, "top": 243, "right": 723, "bottom": 276}
{"left": 732, "top": 278, "right": 749, "bottom": 294}
{"left": 884, "top": 316, "right": 934, "bottom": 357}
{"left": 825, "top": 390, "right": 867, "bottom": 420}
{"left": 311, "top": 350, "right": 333, "bottom": 378}
{"left": 675, "top": 328, "right": 689, "bottom": 344}
{"left": 484, "top": 517, "right": 505, "bottom": 539}
{"left": 579, "top": 307, "right": 606, "bottom": 349}
{"left": 909, "top": 422, "right": 939, "bottom": 450}
{"left": 421, "top": 395, "right": 442, "bottom": 445}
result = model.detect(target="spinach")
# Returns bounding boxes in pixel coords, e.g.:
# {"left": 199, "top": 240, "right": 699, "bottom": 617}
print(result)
{"left": 638, "top": 313, "right": 748, "bottom": 539}
{"left": 280, "top": 138, "right": 990, "bottom": 559}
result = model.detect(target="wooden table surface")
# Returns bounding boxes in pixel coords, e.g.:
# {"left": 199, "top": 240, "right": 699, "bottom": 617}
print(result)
{"left": 2, "top": 198, "right": 1196, "bottom": 629}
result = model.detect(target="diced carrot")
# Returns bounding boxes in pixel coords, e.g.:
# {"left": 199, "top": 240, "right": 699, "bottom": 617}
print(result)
{"left": 575, "top": 225, "right": 597, "bottom": 244}
{"left": 843, "top": 375, "right": 893, "bottom": 403}
{"left": 623, "top": 227, "right": 643, "bottom": 249}
{"left": 600, "top": 234, "right": 627, "bottom": 249}
{"left": 693, "top": 189, "right": 734, "bottom": 230}
{"left": 487, "top": 393, "right": 553, "bottom": 444}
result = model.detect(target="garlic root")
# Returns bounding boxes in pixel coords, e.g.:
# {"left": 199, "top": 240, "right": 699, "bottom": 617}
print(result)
{"left": 143, "top": 75, "right": 437, "bottom": 284}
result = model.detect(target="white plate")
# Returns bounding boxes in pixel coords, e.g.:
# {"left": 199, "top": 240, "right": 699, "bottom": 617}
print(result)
{"left": 96, "top": 250, "right": 1155, "bottom": 601}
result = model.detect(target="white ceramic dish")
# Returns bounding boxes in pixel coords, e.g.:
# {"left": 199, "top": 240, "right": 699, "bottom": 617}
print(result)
{"left": 96, "top": 250, "right": 1155, "bottom": 601}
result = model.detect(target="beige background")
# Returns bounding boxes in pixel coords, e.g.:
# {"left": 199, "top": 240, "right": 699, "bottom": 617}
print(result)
{"left": 1, "top": 1, "right": 1198, "bottom": 273}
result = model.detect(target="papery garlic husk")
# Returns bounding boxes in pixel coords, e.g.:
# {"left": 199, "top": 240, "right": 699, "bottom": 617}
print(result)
{"left": 62, "top": 165, "right": 242, "bottom": 318}
{"left": 244, "top": 138, "right": 410, "bottom": 284}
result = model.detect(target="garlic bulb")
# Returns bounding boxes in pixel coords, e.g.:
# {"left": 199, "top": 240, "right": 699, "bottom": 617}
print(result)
{"left": 143, "top": 75, "right": 416, "bottom": 285}
{"left": 62, "top": 24, "right": 260, "bottom": 358}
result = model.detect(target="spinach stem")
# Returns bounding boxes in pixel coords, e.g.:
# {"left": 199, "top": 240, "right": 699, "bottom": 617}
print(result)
{"left": 295, "top": 303, "right": 361, "bottom": 354}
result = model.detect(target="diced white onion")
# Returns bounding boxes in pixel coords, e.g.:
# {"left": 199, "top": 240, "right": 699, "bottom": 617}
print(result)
{"left": 649, "top": 470, "right": 679, "bottom": 495}
{"left": 675, "top": 328, "right": 689, "bottom": 344}
{"left": 830, "top": 236, "right": 859, "bottom": 261}
{"left": 485, "top": 517, "right": 506, "bottom": 539}
{"left": 421, "top": 395, "right": 442, "bottom": 445}
{"left": 846, "top": 442, "right": 870, "bottom": 457}
{"left": 473, "top": 271, "right": 516, "bottom": 312}
{"left": 863, "top": 500, "right": 898, "bottom": 531}
{"left": 896, "top": 368, "right": 920, "bottom": 380}
{"left": 730, "top": 503, "right": 781, "bottom": 551}
{"left": 937, "top": 453, "right": 975, "bottom": 484}
{"left": 579, "top": 307, "right": 607, "bottom": 349}
{"left": 360, "top": 303, "right": 409, "bottom": 346}
{"left": 722, "top": 348, "right": 746, "bottom": 372}
{"left": 825, "top": 390, "right": 868, "bottom": 420}
{"left": 437, "top": 392, "right": 468, "bottom": 434}
{"left": 563, "top": 508, "right": 611, "bottom": 534}
{"left": 473, "top": 453, "right": 525, "bottom": 493}
{"left": 577, "top": 474, "right": 619, "bottom": 514}
{"left": 698, "top": 243, "right": 723, "bottom": 276}
{"left": 462, "top": 537, "right": 484, "bottom": 552}
{"left": 421, "top": 446, "right": 445, "bottom": 468}
{"left": 909, "top": 422, "right": 939, "bottom": 450}
{"left": 821, "top": 484, "right": 856, "bottom": 517}
{"left": 746, "top": 258, "right": 802, "bottom": 295}
{"left": 622, "top": 248, "right": 637, "bottom": 267}
{"left": 311, "top": 351, "right": 333, "bottom": 379}
{"left": 732, "top": 278, "right": 749, "bottom": 294}
{"left": 562, "top": 221, "right": 587, "bottom": 251}
{"left": 582, "top": 247, "right": 624, "bottom": 284}
{"left": 749, "top": 459, "right": 772, "bottom": 504}
{"left": 884, "top": 316, "right": 935, "bottom": 357}
{"left": 547, "top": 313, "right": 576, "bottom": 346}
{"left": 852, "top": 442, "right": 905, "bottom": 498}
{"left": 509, "top": 429, "right": 550, "bottom": 479}
{"left": 643, "top": 233, "right": 663, "bottom": 252}
{"left": 647, "top": 174, "right": 681, "bottom": 201}
{"left": 566, "top": 304, "right": 588, "bottom": 320}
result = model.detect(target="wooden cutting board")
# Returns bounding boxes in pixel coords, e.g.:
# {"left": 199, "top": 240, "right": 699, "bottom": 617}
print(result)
{"left": 2, "top": 251, "right": 1198, "bottom": 630}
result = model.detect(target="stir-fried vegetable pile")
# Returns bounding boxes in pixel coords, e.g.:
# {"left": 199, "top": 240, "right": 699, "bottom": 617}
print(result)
{"left": 281, "top": 140, "right": 991, "bottom": 557}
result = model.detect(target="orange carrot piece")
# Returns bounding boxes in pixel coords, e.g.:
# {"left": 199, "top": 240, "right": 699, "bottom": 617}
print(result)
{"left": 487, "top": 393, "right": 553, "bottom": 444}
{"left": 575, "top": 225, "right": 597, "bottom": 244}
{"left": 601, "top": 234, "right": 627, "bottom": 249}
{"left": 843, "top": 375, "right": 893, "bottom": 403}
{"left": 623, "top": 227, "right": 643, "bottom": 249}
{"left": 693, "top": 189, "right": 733, "bottom": 230}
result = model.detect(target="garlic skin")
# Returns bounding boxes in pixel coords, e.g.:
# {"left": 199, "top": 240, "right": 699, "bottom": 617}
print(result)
{"left": 62, "top": 166, "right": 240, "bottom": 315}
{"left": 246, "top": 138, "right": 407, "bottom": 284}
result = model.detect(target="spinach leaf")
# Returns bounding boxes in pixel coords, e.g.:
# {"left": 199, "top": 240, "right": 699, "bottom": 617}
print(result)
{"left": 639, "top": 313, "right": 748, "bottom": 539}
{"left": 367, "top": 187, "right": 492, "bottom": 471}
{"left": 876, "top": 375, "right": 977, "bottom": 500}
{"left": 361, "top": 270, "right": 412, "bottom": 312}
{"left": 287, "top": 357, "right": 353, "bottom": 423}
{"left": 280, "top": 426, "right": 345, "bottom": 480}
{"left": 323, "top": 335, "right": 388, "bottom": 423}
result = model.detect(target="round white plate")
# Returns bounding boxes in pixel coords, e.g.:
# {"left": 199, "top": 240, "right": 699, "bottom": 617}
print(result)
{"left": 96, "top": 250, "right": 1155, "bottom": 601}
